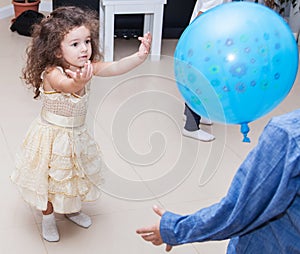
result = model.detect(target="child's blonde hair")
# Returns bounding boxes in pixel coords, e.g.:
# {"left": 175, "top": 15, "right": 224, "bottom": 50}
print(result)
{"left": 23, "top": 6, "right": 102, "bottom": 98}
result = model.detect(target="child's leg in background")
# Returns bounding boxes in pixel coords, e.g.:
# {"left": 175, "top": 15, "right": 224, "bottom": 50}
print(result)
{"left": 183, "top": 103, "right": 215, "bottom": 141}
{"left": 184, "top": 103, "right": 201, "bottom": 131}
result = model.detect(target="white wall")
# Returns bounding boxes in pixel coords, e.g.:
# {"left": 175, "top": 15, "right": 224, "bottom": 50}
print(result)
{"left": 0, "top": 0, "right": 52, "bottom": 19}
{"left": 0, "top": 0, "right": 11, "bottom": 8}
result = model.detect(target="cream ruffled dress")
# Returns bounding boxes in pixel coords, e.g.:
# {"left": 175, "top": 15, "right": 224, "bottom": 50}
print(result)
{"left": 11, "top": 68, "right": 103, "bottom": 214}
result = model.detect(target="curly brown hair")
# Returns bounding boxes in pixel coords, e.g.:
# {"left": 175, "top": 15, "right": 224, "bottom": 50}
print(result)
{"left": 23, "top": 6, "right": 102, "bottom": 98}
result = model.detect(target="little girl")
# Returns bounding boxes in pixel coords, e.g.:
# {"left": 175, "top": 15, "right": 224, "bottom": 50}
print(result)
{"left": 11, "top": 6, "right": 151, "bottom": 242}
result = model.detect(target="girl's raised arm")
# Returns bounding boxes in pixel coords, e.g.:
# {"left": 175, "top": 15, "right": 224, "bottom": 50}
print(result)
{"left": 93, "top": 32, "right": 152, "bottom": 77}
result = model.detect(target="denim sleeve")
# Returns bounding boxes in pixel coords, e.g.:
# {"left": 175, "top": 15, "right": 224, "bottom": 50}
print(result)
{"left": 160, "top": 123, "right": 300, "bottom": 245}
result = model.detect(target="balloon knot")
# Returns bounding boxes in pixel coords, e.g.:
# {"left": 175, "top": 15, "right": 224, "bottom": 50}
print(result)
{"left": 242, "top": 135, "right": 251, "bottom": 143}
{"left": 241, "top": 123, "right": 251, "bottom": 143}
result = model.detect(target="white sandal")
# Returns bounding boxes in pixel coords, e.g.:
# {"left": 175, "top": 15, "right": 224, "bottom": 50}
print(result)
{"left": 65, "top": 212, "right": 92, "bottom": 228}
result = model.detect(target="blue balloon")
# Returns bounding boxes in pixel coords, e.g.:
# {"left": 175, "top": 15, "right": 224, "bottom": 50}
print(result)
{"left": 174, "top": 2, "right": 298, "bottom": 142}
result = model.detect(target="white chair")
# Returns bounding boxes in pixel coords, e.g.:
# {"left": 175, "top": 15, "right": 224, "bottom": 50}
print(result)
{"left": 99, "top": 0, "right": 167, "bottom": 62}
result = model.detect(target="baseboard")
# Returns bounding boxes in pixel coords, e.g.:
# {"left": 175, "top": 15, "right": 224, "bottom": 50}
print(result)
{"left": 0, "top": 1, "right": 52, "bottom": 19}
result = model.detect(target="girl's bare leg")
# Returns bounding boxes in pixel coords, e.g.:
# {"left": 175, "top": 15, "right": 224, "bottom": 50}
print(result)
{"left": 42, "top": 201, "right": 53, "bottom": 215}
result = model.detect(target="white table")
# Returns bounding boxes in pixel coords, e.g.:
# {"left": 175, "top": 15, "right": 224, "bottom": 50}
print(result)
{"left": 99, "top": 0, "right": 167, "bottom": 62}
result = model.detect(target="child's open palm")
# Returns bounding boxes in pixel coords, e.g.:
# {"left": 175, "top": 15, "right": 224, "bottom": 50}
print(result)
{"left": 65, "top": 61, "right": 94, "bottom": 87}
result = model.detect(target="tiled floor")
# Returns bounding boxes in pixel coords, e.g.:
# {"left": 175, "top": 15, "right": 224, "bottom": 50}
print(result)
{"left": 1, "top": 16, "right": 300, "bottom": 254}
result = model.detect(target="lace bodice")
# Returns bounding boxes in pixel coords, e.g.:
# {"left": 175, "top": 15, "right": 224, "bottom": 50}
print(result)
{"left": 40, "top": 89, "right": 89, "bottom": 117}
{"left": 40, "top": 67, "right": 89, "bottom": 118}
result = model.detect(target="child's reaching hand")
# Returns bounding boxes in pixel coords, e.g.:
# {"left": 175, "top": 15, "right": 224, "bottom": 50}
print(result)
{"left": 65, "top": 61, "right": 94, "bottom": 86}
{"left": 137, "top": 32, "right": 152, "bottom": 60}
{"left": 92, "top": 32, "right": 152, "bottom": 77}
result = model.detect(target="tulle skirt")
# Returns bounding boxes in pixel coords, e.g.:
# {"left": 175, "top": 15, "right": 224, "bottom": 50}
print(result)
{"left": 11, "top": 117, "right": 103, "bottom": 214}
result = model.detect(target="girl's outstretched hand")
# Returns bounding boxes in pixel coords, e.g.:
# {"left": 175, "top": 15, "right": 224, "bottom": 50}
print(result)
{"left": 65, "top": 61, "right": 94, "bottom": 86}
{"left": 137, "top": 32, "right": 152, "bottom": 60}
{"left": 136, "top": 205, "right": 173, "bottom": 252}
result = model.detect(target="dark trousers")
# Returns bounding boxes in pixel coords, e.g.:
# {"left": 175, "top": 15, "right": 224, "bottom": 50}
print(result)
{"left": 184, "top": 103, "right": 201, "bottom": 131}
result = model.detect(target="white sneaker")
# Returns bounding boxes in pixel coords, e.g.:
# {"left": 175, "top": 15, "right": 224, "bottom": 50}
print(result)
{"left": 42, "top": 213, "right": 59, "bottom": 242}
{"left": 183, "top": 129, "right": 215, "bottom": 142}
{"left": 200, "top": 117, "right": 213, "bottom": 125}
{"left": 65, "top": 212, "right": 92, "bottom": 228}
